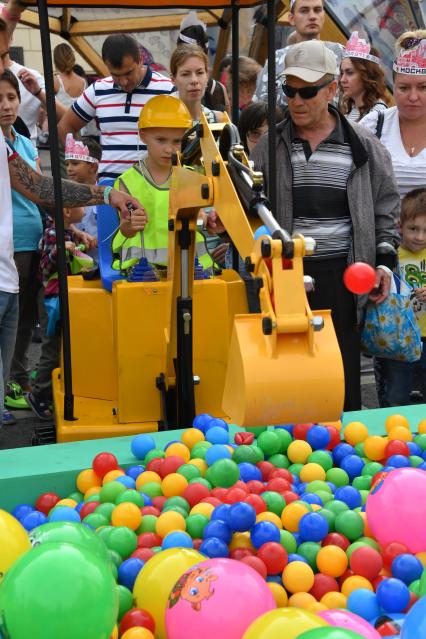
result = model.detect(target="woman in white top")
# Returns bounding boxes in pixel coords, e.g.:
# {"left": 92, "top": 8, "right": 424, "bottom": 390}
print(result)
{"left": 360, "top": 31, "right": 426, "bottom": 199}
{"left": 339, "top": 32, "right": 389, "bottom": 123}
{"left": 53, "top": 43, "right": 85, "bottom": 108}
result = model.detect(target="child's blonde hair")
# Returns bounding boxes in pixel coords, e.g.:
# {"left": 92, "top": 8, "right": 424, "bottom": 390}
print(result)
{"left": 401, "top": 188, "right": 426, "bottom": 225}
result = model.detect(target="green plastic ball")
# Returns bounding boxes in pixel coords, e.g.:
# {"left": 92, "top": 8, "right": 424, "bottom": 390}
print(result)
{"left": 209, "top": 459, "right": 240, "bottom": 488}
{"left": 335, "top": 511, "right": 364, "bottom": 542}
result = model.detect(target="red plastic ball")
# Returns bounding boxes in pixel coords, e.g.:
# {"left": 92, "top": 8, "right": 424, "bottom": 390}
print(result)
{"left": 257, "top": 542, "right": 288, "bottom": 575}
{"left": 240, "top": 555, "right": 268, "bottom": 579}
{"left": 224, "top": 488, "right": 248, "bottom": 504}
{"left": 282, "top": 491, "right": 299, "bottom": 505}
{"left": 376, "top": 621, "right": 400, "bottom": 637}
{"left": 230, "top": 547, "right": 255, "bottom": 561}
{"left": 146, "top": 458, "right": 164, "bottom": 475}
{"left": 322, "top": 533, "right": 350, "bottom": 551}
{"left": 201, "top": 497, "right": 222, "bottom": 507}
{"left": 140, "top": 506, "right": 161, "bottom": 517}
{"left": 256, "top": 462, "right": 275, "bottom": 482}
{"left": 79, "top": 501, "right": 100, "bottom": 520}
{"left": 325, "top": 426, "right": 341, "bottom": 450}
{"left": 35, "top": 492, "right": 60, "bottom": 516}
{"left": 404, "top": 591, "right": 418, "bottom": 612}
{"left": 270, "top": 468, "right": 293, "bottom": 483}
{"left": 338, "top": 568, "right": 355, "bottom": 586}
{"left": 131, "top": 548, "right": 155, "bottom": 562}
{"left": 234, "top": 432, "right": 255, "bottom": 445}
{"left": 210, "top": 488, "right": 228, "bottom": 501}
{"left": 92, "top": 452, "right": 118, "bottom": 478}
{"left": 152, "top": 496, "right": 167, "bottom": 512}
{"left": 234, "top": 481, "right": 250, "bottom": 494}
{"left": 193, "top": 538, "right": 203, "bottom": 550}
{"left": 310, "top": 573, "right": 339, "bottom": 600}
{"left": 266, "top": 477, "right": 292, "bottom": 493}
{"left": 244, "top": 494, "right": 267, "bottom": 514}
{"left": 350, "top": 546, "right": 383, "bottom": 581}
{"left": 384, "top": 440, "right": 410, "bottom": 460}
{"left": 343, "top": 262, "right": 376, "bottom": 294}
{"left": 293, "top": 423, "right": 312, "bottom": 440}
{"left": 137, "top": 533, "right": 162, "bottom": 548}
{"left": 160, "top": 455, "right": 185, "bottom": 477}
{"left": 372, "top": 575, "right": 388, "bottom": 591}
{"left": 246, "top": 480, "right": 265, "bottom": 495}
{"left": 382, "top": 541, "right": 410, "bottom": 571}
{"left": 119, "top": 609, "right": 155, "bottom": 635}
{"left": 183, "top": 483, "right": 211, "bottom": 507}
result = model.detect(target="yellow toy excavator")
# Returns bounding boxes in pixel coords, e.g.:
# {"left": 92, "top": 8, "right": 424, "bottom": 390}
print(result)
{"left": 52, "top": 111, "right": 344, "bottom": 443}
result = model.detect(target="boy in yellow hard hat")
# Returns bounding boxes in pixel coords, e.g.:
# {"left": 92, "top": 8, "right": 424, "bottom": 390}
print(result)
{"left": 112, "top": 94, "right": 212, "bottom": 273}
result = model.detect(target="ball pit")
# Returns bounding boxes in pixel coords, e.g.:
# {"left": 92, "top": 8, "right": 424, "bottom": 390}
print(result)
{"left": 2, "top": 413, "right": 426, "bottom": 638}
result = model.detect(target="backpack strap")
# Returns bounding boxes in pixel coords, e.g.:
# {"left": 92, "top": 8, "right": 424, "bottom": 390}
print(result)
{"left": 375, "top": 111, "right": 385, "bottom": 140}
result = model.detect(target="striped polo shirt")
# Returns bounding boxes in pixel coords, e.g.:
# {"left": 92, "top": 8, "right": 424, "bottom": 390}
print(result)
{"left": 290, "top": 116, "right": 354, "bottom": 261}
{"left": 72, "top": 67, "right": 174, "bottom": 180}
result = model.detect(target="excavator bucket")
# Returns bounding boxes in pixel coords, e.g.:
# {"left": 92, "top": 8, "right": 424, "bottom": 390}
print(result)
{"left": 222, "top": 309, "right": 344, "bottom": 427}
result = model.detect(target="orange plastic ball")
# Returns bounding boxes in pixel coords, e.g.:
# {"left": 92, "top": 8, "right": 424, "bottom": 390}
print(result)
{"left": 300, "top": 463, "right": 326, "bottom": 483}
{"left": 256, "top": 511, "right": 283, "bottom": 529}
{"left": 282, "top": 561, "right": 315, "bottom": 593}
{"left": 188, "top": 458, "right": 207, "bottom": 475}
{"left": 156, "top": 511, "right": 186, "bottom": 537}
{"left": 111, "top": 502, "right": 142, "bottom": 530}
{"left": 56, "top": 499, "right": 78, "bottom": 508}
{"left": 288, "top": 592, "right": 317, "bottom": 609}
{"left": 364, "top": 436, "right": 387, "bottom": 462}
{"left": 344, "top": 421, "right": 369, "bottom": 445}
{"left": 267, "top": 582, "right": 288, "bottom": 608}
{"left": 341, "top": 575, "right": 373, "bottom": 597}
{"left": 136, "top": 471, "right": 162, "bottom": 490}
{"left": 229, "top": 532, "right": 255, "bottom": 552}
{"left": 281, "top": 502, "right": 310, "bottom": 533}
{"left": 76, "top": 469, "right": 101, "bottom": 493}
{"left": 181, "top": 428, "right": 205, "bottom": 449}
{"left": 103, "top": 469, "right": 125, "bottom": 484}
{"left": 161, "top": 473, "right": 188, "bottom": 497}
{"left": 418, "top": 419, "right": 426, "bottom": 434}
{"left": 165, "top": 442, "right": 190, "bottom": 463}
{"left": 110, "top": 625, "right": 118, "bottom": 639}
{"left": 121, "top": 629, "right": 155, "bottom": 639}
{"left": 388, "top": 426, "right": 412, "bottom": 442}
{"left": 385, "top": 414, "right": 410, "bottom": 433}
{"left": 84, "top": 486, "right": 102, "bottom": 499}
{"left": 287, "top": 440, "right": 312, "bottom": 464}
{"left": 190, "top": 503, "right": 214, "bottom": 517}
{"left": 321, "top": 592, "right": 347, "bottom": 609}
{"left": 316, "top": 545, "right": 348, "bottom": 578}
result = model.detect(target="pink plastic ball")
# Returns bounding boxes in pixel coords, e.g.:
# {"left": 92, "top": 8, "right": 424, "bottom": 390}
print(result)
{"left": 318, "top": 609, "right": 381, "bottom": 639}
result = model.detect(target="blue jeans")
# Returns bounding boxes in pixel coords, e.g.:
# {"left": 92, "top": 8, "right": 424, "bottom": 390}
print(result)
{"left": 376, "top": 342, "right": 426, "bottom": 407}
{"left": 0, "top": 291, "right": 19, "bottom": 425}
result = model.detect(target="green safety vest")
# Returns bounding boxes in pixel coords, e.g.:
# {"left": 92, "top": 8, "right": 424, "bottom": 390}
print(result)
{"left": 112, "top": 165, "right": 212, "bottom": 272}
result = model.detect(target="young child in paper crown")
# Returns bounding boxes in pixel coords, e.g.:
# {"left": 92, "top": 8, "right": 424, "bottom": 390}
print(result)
{"left": 26, "top": 135, "right": 97, "bottom": 421}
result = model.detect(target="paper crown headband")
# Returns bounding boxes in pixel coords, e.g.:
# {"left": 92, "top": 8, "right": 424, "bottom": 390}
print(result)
{"left": 65, "top": 134, "right": 98, "bottom": 163}
{"left": 343, "top": 32, "right": 380, "bottom": 65}
{"left": 393, "top": 38, "right": 426, "bottom": 75}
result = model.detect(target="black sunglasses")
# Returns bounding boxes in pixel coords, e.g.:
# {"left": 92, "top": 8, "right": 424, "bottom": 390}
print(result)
{"left": 282, "top": 79, "right": 333, "bottom": 100}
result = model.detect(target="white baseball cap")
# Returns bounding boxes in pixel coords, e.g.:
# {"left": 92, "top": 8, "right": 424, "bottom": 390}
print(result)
{"left": 285, "top": 40, "right": 337, "bottom": 83}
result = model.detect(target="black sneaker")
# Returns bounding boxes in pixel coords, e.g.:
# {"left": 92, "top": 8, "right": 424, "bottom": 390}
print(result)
{"left": 25, "top": 392, "right": 53, "bottom": 421}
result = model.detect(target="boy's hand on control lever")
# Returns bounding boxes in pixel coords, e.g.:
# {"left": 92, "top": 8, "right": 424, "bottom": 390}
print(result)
{"left": 123, "top": 203, "right": 148, "bottom": 232}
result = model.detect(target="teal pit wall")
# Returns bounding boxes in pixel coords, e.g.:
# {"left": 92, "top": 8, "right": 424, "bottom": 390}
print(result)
{"left": 0, "top": 406, "right": 425, "bottom": 513}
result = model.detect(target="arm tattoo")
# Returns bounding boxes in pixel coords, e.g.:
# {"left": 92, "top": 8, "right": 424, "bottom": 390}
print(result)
{"left": 9, "top": 153, "right": 105, "bottom": 208}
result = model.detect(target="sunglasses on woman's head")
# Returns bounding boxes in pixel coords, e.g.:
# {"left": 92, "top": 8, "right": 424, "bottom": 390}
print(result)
{"left": 282, "top": 79, "right": 333, "bottom": 100}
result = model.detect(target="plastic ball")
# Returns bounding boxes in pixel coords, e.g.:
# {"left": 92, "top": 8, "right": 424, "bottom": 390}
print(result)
{"left": 165, "top": 442, "right": 191, "bottom": 463}
{"left": 335, "top": 511, "right": 364, "bottom": 542}
{"left": 120, "top": 608, "right": 156, "bottom": 635}
{"left": 282, "top": 561, "right": 315, "bottom": 593}
{"left": 162, "top": 531, "right": 193, "bottom": 550}
{"left": 131, "top": 434, "right": 156, "bottom": 459}
{"left": 341, "top": 575, "right": 374, "bottom": 598}
{"left": 364, "top": 436, "right": 387, "bottom": 462}
{"left": 340, "top": 455, "right": 365, "bottom": 481}
{"left": 300, "top": 463, "right": 326, "bottom": 483}
{"left": 121, "top": 629, "right": 155, "bottom": 639}
{"left": 0, "top": 510, "right": 31, "bottom": 581}
{"left": 181, "top": 428, "right": 205, "bottom": 449}
{"left": 299, "top": 512, "right": 329, "bottom": 542}
{"left": 209, "top": 459, "right": 240, "bottom": 487}
{"left": 258, "top": 542, "right": 288, "bottom": 575}
{"left": 334, "top": 487, "right": 362, "bottom": 510}
{"left": 205, "top": 426, "right": 229, "bottom": 445}
{"left": 48, "top": 506, "right": 80, "bottom": 523}
{"left": 350, "top": 546, "right": 383, "bottom": 581}
{"left": 35, "top": 493, "right": 60, "bottom": 515}
{"left": 241, "top": 608, "right": 328, "bottom": 639}
{"left": 76, "top": 469, "right": 101, "bottom": 494}
{"left": 203, "top": 519, "right": 232, "bottom": 544}
{"left": 347, "top": 588, "right": 381, "bottom": 622}
{"left": 251, "top": 521, "right": 281, "bottom": 549}
{"left": 92, "top": 452, "right": 118, "bottom": 478}
{"left": 307, "top": 426, "right": 331, "bottom": 450}
{"left": 376, "top": 577, "right": 410, "bottom": 613}
{"left": 111, "top": 503, "right": 142, "bottom": 531}
{"left": 344, "top": 422, "right": 369, "bottom": 446}
{"left": 318, "top": 610, "right": 382, "bottom": 638}
{"left": 287, "top": 441, "right": 313, "bottom": 464}
{"left": 205, "top": 444, "right": 231, "bottom": 466}
{"left": 226, "top": 502, "right": 257, "bottom": 532}
{"left": 385, "top": 414, "right": 410, "bottom": 432}
{"left": 267, "top": 582, "right": 288, "bottom": 607}
{"left": 281, "top": 502, "right": 310, "bottom": 532}
{"left": 343, "top": 262, "right": 376, "bottom": 294}
{"left": 199, "top": 537, "right": 229, "bottom": 558}
{"left": 401, "top": 595, "right": 426, "bottom": 638}
{"left": 21, "top": 511, "right": 48, "bottom": 530}
{"left": 118, "top": 557, "right": 144, "bottom": 590}
{"left": 321, "top": 591, "right": 347, "bottom": 609}
{"left": 288, "top": 592, "right": 317, "bottom": 609}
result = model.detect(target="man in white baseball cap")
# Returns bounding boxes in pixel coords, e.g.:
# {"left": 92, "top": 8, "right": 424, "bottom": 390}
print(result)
{"left": 251, "top": 39, "right": 400, "bottom": 412}
{"left": 254, "top": 0, "right": 344, "bottom": 107}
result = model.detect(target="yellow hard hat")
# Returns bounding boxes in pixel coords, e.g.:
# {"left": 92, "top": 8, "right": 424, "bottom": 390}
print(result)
{"left": 138, "top": 95, "right": 192, "bottom": 130}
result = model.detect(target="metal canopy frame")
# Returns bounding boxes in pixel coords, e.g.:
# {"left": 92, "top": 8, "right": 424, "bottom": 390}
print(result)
{"left": 36, "top": 0, "right": 278, "bottom": 422}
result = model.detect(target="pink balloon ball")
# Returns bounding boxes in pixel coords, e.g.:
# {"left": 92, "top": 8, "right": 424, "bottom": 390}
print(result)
{"left": 318, "top": 610, "right": 381, "bottom": 639}
{"left": 366, "top": 468, "right": 426, "bottom": 554}
{"left": 165, "top": 558, "right": 276, "bottom": 639}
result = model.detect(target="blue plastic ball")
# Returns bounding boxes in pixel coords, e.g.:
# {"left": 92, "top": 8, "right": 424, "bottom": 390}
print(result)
{"left": 49, "top": 506, "right": 81, "bottom": 523}
{"left": 205, "top": 427, "right": 229, "bottom": 445}
{"left": 21, "top": 511, "right": 48, "bottom": 531}
{"left": 250, "top": 521, "right": 281, "bottom": 549}
{"left": 347, "top": 588, "right": 381, "bottom": 621}
{"left": 307, "top": 425, "right": 331, "bottom": 450}
{"left": 199, "top": 537, "right": 230, "bottom": 558}
{"left": 130, "top": 434, "right": 156, "bottom": 460}
{"left": 334, "top": 486, "right": 362, "bottom": 509}
{"left": 407, "top": 442, "right": 422, "bottom": 457}
{"left": 162, "top": 531, "right": 193, "bottom": 550}
{"left": 203, "top": 519, "right": 232, "bottom": 544}
{"left": 115, "top": 475, "right": 136, "bottom": 489}
{"left": 238, "top": 463, "right": 262, "bottom": 483}
{"left": 400, "top": 596, "right": 426, "bottom": 638}
{"left": 253, "top": 225, "right": 270, "bottom": 240}
{"left": 288, "top": 553, "right": 309, "bottom": 564}
{"left": 325, "top": 481, "right": 337, "bottom": 494}
{"left": 117, "top": 557, "right": 144, "bottom": 590}
{"left": 300, "top": 493, "right": 323, "bottom": 506}
{"left": 12, "top": 504, "right": 34, "bottom": 521}
{"left": 377, "top": 578, "right": 411, "bottom": 613}
{"left": 211, "top": 504, "right": 231, "bottom": 521}
{"left": 205, "top": 444, "right": 231, "bottom": 466}
{"left": 333, "top": 443, "right": 355, "bottom": 465}
{"left": 140, "top": 493, "right": 152, "bottom": 506}
{"left": 205, "top": 418, "right": 229, "bottom": 432}
{"left": 226, "top": 502, "right": 257, "bottom": 532}
{"left": 164, "top": 440, "right": 180, "bottom": 450}
{"left": 298, "top": 512, "right": 329, "bottom": 542}
{"left": 392, "top": 554, "right": 423, "bottom": 584}
{"left": 193, "top": 413, "right": 213, "bottom": 433}
{"left": 340, "top": 454, "right": 365, "bottom": 480}
{"left": 386, "top": 455, "right": 410, "bottom": 468}
{"left": 126, "top": 465, "right": 144, "bottom": 480}
{"left": 266, "top": 574, "right": 283, "bottom": 584}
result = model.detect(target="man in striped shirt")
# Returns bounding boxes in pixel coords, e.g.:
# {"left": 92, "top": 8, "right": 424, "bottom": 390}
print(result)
{"left": 58, "top": 34, "right": 173, "bottom": 181}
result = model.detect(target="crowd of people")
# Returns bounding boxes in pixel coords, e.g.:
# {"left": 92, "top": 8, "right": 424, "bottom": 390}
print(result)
{"left": 0, "top": 0, "right": 426, "bottom": 431}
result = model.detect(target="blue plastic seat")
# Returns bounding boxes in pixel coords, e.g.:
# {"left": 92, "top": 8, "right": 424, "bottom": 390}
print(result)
{"left": 96, "top": 178, "right": 125, "bottom": 292}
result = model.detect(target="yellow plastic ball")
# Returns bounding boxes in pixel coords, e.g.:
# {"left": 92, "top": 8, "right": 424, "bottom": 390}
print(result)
{"left": 323, "top": 420, "right": 342, "bottom": 431}
{"left": 267, "top": 582, "right": 288, "bottom": 608}
{"left": 190, "top": 503, "right": 214, "bottom": 518}
{"left": 281, "top": 502, "right": 310, "bottom": 533}
{"left": 121, "top": 629, "right": 155, "bottom": 639}
{"left": 76, "top": 468, "right": 101, "bottom": 493}
{"left": 165, "top": 442, "right": 190, "bottom": 463}
{"left": 416, "top": 552, "right": 426, "bottom": 567}
{"left": 299, "top": 463, "right": 326, "bottom": 483}
{"left": 161, "top": 473, "right": 188, "bottom": 497}
{"left": 344, "top": 421, "right": 369, "bottom": 445}
{"left": 385, "top": 413, "right": 410, "bottom": 432}
{"left": 256, "top": 511, "right": 283, "bottom": 529}
{"left": 84, "top": 486, "right": 102, "bottom": 499}
{"left": 287, "top": 440, "right": 313, "bottom": 464}
{"left": 316, "top": 545, "right": 348, "bottom": 578}
{"left": 289, "top": 592, "right": 317, "bottom": 609}
{"left": 341, "top": 575, "right": 373, "bottom": 598}
{"left": 388, "top": 426, "right": 412, "bottom": 442}
{"left": 110, "top": 625, "right": 118, "bottom": 639}
{"left": 282, "top": 561, "right": 315, "bottom": 593}
{"left": 0, "top": 510, "right": 31, "bottom": 582}
{"left": 102, "top": 469, "right": 125, "bottom": 484}
{"left": 241, "top": 608, "right": 328, "bottom": 639}
{"left": 229, "top": 532, "right": 255, "bottom": 552}
{"left": 188, "top": 458, "right": 207, "bottom": 476}
{"left": 56, "top": 498, "right": 78, "bottom": 508}
{"left": 181, "top": 428, "right": 205, "bottom": 449}
{"left": 135, "top": 471, "right": 162, "bottom": 490}
{"left": 308, "top": 602, "right": 328, "bottom": 613}
{"left": 321, "top": 592, "right": 347, "bottom": 609}
{"left": 111, "top": 502, "right": 142, "bottom": 530}
{"left": 311, "top": 504, "right": 321, "bottom": 512}
{"left": 156, "top": 511, "right": 186, "bottom": 537}
{"left": 364, "top": 436, "right": 387, "bottom": 462}
{"left": 418, "top": 418, "right": 426, "bottom": 434}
